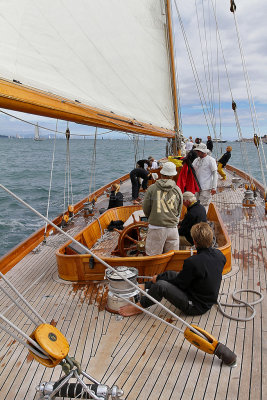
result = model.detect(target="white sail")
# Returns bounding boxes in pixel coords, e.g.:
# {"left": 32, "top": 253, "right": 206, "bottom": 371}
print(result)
{"left": 0, "top": 0, "right": 175, "bottom": 130}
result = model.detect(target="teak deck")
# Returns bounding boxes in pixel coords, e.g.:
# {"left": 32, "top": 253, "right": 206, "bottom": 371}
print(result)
{"left": 0, "top": 168, "right": 266, "bottom": 400}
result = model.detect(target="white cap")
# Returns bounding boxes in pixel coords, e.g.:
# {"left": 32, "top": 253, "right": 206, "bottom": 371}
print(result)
{"left": 160, "top": 162, "right": 177, "bottom": 176}
{"left": 194, "top": 143, "right": 209, "bottom": 154}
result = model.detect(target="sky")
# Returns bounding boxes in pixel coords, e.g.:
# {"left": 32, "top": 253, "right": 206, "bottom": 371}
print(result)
{"left": 0, "top": 0, "right": 266, "bottom": 141}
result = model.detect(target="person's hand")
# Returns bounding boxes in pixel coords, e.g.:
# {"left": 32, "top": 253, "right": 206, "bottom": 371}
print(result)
{"left": 151, "top": 275, "right": 158, "bottom": 284}
{"left": 211, "top": 189, "right": 216, "bottom": 195}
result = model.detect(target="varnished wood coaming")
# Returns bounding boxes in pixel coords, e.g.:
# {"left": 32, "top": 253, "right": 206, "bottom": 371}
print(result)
{"left": 56, "top": 202, "right": 231, "bottom": 280}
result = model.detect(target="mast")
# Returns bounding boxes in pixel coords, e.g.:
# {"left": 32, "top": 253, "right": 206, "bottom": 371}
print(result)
{"left": 166, "top": 0, "right": 181, "bottom": 154}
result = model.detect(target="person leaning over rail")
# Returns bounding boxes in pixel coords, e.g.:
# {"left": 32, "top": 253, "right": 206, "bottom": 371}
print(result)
{"left": 130, "top": 166, "right": 150, "bottom": 205}
{"left": 142, "top": 161, "right": 183, "bottom": 256}
{"left": 119, "top": 222, "right": 226, "bottom": 317}
{"left": 217, "top": 146, "right": 232, "bottom": 180}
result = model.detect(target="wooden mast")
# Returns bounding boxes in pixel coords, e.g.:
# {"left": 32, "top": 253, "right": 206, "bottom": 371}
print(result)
{"left": 166, "top": 0, "right": 181, "bottom": 154}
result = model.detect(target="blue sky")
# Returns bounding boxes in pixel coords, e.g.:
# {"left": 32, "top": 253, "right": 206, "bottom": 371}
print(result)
{"left": 0, "top": 0, "right": 266, "bottom": 141}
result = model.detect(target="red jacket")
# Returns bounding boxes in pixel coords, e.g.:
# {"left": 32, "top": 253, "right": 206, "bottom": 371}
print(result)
{"left": 177, "top": 163, "right": 200, "bottom": 194}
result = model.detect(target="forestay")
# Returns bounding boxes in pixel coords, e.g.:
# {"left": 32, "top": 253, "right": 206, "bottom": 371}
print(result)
{"left": 0, "top": 0, "right": 175, "bottom": 130}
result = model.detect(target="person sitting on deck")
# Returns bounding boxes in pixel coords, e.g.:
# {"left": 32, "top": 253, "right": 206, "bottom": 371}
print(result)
{"left": 119, "top": 222, "right": 226, "bottom": 317}
{"left": 142, "top": 161, "right": 183, "bottom": 255}
{"left": 217, "top": 146, "right": 232, "bottom": 180}
{"left": 178, "top": 191, "right": 207, "bottom": 247}
{"left": 130, "top": 167, "right": 150, "bottom": 204}
{"left": 107, "top": 183, "right": 123, "bottom": 209}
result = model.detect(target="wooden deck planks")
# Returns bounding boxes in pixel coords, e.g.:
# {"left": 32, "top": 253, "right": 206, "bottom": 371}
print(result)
{"left": 0, "top": 170, "right": 266, "bottom": 399}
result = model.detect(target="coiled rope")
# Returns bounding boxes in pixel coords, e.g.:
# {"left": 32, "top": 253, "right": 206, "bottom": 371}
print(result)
{"left": 217, "top": 289, "right": 263, "bottom": 322}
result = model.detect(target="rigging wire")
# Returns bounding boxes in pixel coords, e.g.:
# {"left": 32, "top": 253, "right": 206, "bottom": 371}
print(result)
{"left": 88, "top": 127, "right": 98, "bottom": 199}
{"left": 230, "top": 6, "right": 267, "bottom": 192}
{"left": 0, "top": 108, "right": 114, "bottom": 137}
{"left": 207, "top": 0, "right": 255, "bottom": 185}
{"left": 44, "top": 120, "right": 58, "bottom": 241}
{"left": 63, "top": 123, "right": 73, "bottom": 215}
{"left": 173, "top": 0, "right": 216, "bottom": 138}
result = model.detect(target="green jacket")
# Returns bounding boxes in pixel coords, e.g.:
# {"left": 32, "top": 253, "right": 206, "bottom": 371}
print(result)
{"left": 142, "top": 179, "right": 183, "bottom": 227}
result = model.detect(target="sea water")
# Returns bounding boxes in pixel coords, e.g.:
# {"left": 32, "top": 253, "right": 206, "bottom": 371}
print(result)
{"left": 0, "top": 138, "right": 266, "bottom": 257}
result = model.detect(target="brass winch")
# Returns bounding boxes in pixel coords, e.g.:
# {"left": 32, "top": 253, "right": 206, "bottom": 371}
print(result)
{"left": 105, "top": 266, "right": 139, "bottom": 313}
{"left": 242, "top": 189, "right": 256, "bottom": 207}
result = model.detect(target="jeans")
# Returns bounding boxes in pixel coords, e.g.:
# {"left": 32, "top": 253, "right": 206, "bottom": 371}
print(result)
{"left": 140, "top": 273, "right": 203, "bottom": 315}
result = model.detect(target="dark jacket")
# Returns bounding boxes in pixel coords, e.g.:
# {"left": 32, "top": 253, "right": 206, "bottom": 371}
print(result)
{"left": 218, "top": 151, "right": 231, "bottom": 167}
{"left": 207, "top": 139, "right": 213, "bottom": 152}
{"left": 178, "top": 201, "right": 207, "bottom": 244}
{"left": 157, "top": 247, "right": 226, "bottom": 313}
{"left": 136, "top": 159, "right": 149, "bottom": 169}
{"left": 130, "top": 168, "right": 149, "bottom": 180}
{"left": 108, "top": 191, "right": 123, "bottom": 209}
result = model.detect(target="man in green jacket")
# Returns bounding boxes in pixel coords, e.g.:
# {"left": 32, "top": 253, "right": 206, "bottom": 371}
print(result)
{"left": 142, "top": 161, "right": 183, "bottom": 255}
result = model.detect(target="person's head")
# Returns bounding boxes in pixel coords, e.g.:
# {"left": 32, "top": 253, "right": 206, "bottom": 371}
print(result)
{"left": 195, "top": 138, "right": 200, "bottom": 144}
{"left": 148, "top": 156, "right": 154, "bottom": 162}
{"left": 207, "top": 136, "right": 211, "bottom": 140}
{"left": 191, "top": 222, "right": 213, "bottom": 249}
{"left": 182, "top": 191, "right": 196, "bottom": 207}
{"left": 111, "top": 183, "right": 120, "bottom": 194}
{"left": 160, "top": 161, "right": 177, "bottom": 179}
{"left": 194, "top": 143, "right": 209, "bottom": 158}
{"left": 226, "top": 146, "right": 232, "bottom": 152}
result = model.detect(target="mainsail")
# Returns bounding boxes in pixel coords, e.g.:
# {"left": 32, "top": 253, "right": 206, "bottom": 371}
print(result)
{"left": 0, "top": 0, "right": 177, "bottom": 137}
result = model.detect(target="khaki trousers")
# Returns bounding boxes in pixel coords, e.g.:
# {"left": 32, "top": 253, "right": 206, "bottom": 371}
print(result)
{"left": 145, "top": 227, "right": 179, "bottom": 256}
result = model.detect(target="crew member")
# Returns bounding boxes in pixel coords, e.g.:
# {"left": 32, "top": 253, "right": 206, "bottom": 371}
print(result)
{"left": 108, "top": 183, "right": 123, "bottom": 209}
{"left": 192, "top": 143, "right": 217, "bottom": 210}
{"left": 119, "top": 222, "right": 226, "bottom": 317}
{"left": 217, "top": 146, "right": 232, "bottom": 180}
{"left": 142, "top": 161, "right": 183, "bottom": 255}
{"left": 178, "top": 191, "right": 207, "bottom": 246}
{"left": 130, "top": 167, "right": 150, "bottom": 204}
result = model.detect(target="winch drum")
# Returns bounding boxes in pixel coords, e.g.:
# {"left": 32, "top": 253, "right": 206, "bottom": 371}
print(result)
{"left": 106, "top": 266, "right": 140, "bottom": 313}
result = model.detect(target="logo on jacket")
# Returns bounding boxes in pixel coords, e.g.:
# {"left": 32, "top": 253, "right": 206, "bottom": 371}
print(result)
{"left": 157, "top": 191, "right": 176, "bottom": 213}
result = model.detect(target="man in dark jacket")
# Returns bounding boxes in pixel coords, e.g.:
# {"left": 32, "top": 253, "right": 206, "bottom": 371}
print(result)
{"left": 206, "top": 136, "right": 213, "bottom": 152}
{"left": 119, "top": 222, "right": 226, "bottom": 317}
{"left": 130, "top": 167, "right": 150, "bottom": 204}
{"left": 178, "top": 191, "right": 207, "bottom": 246}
